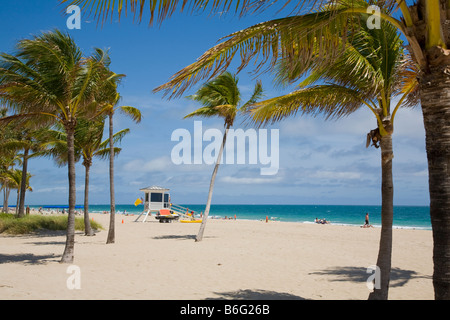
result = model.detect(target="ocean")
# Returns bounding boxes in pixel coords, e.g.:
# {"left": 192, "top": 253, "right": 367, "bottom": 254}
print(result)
{"left": 31, "top": 204, "right": 432, "bottom": 230}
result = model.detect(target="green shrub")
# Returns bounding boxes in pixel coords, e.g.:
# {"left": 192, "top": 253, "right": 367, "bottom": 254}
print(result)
{"left": 0, "top": 213, "right": 103, "bottom": 235}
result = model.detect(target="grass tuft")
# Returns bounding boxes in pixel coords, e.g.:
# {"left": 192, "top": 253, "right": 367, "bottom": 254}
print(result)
{"left": 0, "top": 213, "right": 103, "bottom": 235}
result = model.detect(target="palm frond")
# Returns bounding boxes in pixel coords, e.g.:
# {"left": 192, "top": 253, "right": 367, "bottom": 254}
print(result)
{"left": 98, "top": 128, "right": 130, "bottom": 149}
{"left": 154, "top": 1, "right": 384, "bottom": 98}
{"left": 183, "top": 71, "right": 252, "bottom": 125}
{"left": 249, "top": 84, "right": 365, "bottom": 127}
{"left": 94, "top": 147, "right": 122, "bottom": 160}
{"left": 240, "top": 80, "right": 264, "bottom": 112}
{"left": 119, "top": 106, "right": 142, "bottom": 123}
{"left": 183, "top": 106, "right": 221, "bottom": 119}
{"left": 61, "top": 0, "right": 285, "bottom": 25}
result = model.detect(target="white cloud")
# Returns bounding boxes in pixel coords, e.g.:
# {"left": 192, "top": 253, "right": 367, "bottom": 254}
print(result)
{"left": 220, "top": 176, "right": 283, "bottom": 184}
{"left": 123, "top": 156, "right": 173, "bottom": 173}
{"left": 309, "top": 170, "right": 361, "bottom": 180}
{"left": 34, "top": 186, "right": 68, "bottom": 193}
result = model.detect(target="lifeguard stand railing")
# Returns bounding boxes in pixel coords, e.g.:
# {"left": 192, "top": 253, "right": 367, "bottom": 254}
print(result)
{"left": 170, "top": 204, "right": 200, "bottom": 219}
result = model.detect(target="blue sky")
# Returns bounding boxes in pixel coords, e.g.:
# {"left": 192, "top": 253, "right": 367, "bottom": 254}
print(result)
{"left": 0, "top": 1, "right": 429, "bottom": 206}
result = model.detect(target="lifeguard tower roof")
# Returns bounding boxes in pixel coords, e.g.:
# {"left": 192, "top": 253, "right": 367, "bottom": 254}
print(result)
{"left": 139, "top": 185, "right": 170, "bottom": 192}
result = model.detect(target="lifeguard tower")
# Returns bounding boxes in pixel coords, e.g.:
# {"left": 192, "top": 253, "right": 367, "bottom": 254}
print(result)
{"left": 141, "top": 185, "right": 171, "bottom": 212}
{"left": 134, "top": 185, "right": 198, "bottom": 222}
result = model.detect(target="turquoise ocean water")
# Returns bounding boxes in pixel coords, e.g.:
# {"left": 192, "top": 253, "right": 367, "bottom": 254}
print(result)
{"left": 31, "top": 204, "right": 431, "bottom": 230}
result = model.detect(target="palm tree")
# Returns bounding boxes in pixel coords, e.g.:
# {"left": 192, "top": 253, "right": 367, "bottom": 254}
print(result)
{"left": 44, "top": 119, "right": 130, "bottom": 236}
{"left": 0, "top": 124, "right": 51, "bottom": 217}
{"left": 77, "top": 118, "right": 130, "bottom": 236}
{"left": 1, "top": 163, "right": 21, "bottom": 213}
{"left": 90, "top": 49, "right": 142, "bottom": 244}
{"left": 4, "top": 168, "right": 32, "bottom": 215}
{"left": 249, "top": 17, "right": 417, "bottom": 299}
{"left": 104, "top": 97, "right": 142, "bottom": 244}
{"left": 0, "top": 30, "right": 110, "bottom": 263}
{"left": 0, "top": 109, "right": 22, "bottom": 213}
{"left": 185, "top": 71, "right": 263, "bottom": 241}
{"left": 64, "top": 0, "right": 450, "bottom": 298}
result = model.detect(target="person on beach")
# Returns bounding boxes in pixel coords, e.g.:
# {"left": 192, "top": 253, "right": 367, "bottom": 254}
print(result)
{"left": 362, "top": 213, "right": 373, "bottom": 228}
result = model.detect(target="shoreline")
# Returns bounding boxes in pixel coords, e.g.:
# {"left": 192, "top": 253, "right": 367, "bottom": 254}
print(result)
{"left": 3, "top": 207, "right": 433, "bottom": 231}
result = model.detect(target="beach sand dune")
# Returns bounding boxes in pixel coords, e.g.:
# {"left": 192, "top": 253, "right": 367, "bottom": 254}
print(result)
{"left": 0, "top": 212, "right": 433, "bottom": 300}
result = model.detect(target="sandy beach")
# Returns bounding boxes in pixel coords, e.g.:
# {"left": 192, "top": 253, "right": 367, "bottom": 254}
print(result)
{"left": 0, "top": 211, "right": 433, "bottom": 300}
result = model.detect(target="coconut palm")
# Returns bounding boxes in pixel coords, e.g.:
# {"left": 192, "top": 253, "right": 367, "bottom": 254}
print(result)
{"left": 249, "top": 17, "right": 417, "bottom": 299}
{"left": 185, "top": 71, "right": 263, "bottom": 241}
{"left": 63, "top": 0, "right": 450, "bottom": 298}
{"left": 88, "top": 49, "right": 141, "bottom": 244}
{"left": 0, "top": 30, "right": 111, "bottom": 263}
{"left": 88, "top": 48, "right": 142, "bottom": 244}
{"left": 76, "top": 118, "right": 130, "bottom": 236}
{"left": 103, "top": 99, "right": 142, "bottom": 244}
{"left": 44, "top": 118, "right": 130, "bottom": 236}
{"left": 0, "top": 109, "right": 22, "bottom": 213}
{"left": 0, "top": 123, "right": 52, "bottom": 217}
{"left": 0, "top": 158, "right": 21, "bottom": 213}
{"left": 3, "top": 168, "right": 32, "bottom": 215}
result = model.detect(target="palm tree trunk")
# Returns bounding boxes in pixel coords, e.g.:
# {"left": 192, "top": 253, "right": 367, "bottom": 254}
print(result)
{"left": 420, "top": 63, "right": 450, "bottom": 300}
{"left": 368, "top": 133, "right": 394, "bottom": 300}
{"left": 196, "top": 124, "right": 230, "bottom": 242}
{"left": 61, "top": 122, "right": 77, "bottom": 263}
{"left": 15, "top": 189, "right": 19, "bottom": 216}
{"left": 83, "top": 162, "right": 95, "bottom": 236}
{"left": 2, "top": 188, "right": 9, "bottom": 213}
{"left": 17, "top": 148, "right": 29, "bottom": 218}
{"left": 106, "top": 113, "right": 115, "bottom": 244}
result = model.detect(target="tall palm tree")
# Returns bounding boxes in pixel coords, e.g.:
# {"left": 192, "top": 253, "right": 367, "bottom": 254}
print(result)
{"left": 65, "top": 0, "right": 450, "bottom": 298}
{"left": 249, "top": 17, "right": 417, "bottom": 299}
{"left": 89, "top": 48, "right": 142, "bottom": 244}
{"left": 104, "top": 97, "right": 142, "bottom": 244}
{"left": 0, "top": 30, "right": 110, "bottom": 263}
{"left": 76, "top": 118, "right": 130, "bottom": 236}
{"left": 0, "top": 109, "right": 22, "bottom": 213}
{"left": 185, "top": 71, "right": 263, "bottom": 241}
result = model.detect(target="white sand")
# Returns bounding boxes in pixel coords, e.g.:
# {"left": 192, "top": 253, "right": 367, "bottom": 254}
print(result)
{"left": 0, "top": 212, "right": 433, "bottom": 300}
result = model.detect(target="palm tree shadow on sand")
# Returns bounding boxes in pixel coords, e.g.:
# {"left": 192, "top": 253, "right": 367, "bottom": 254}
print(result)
{"left": 151, "top": 234, "right": 217, "bottom": 240}
{"left": 309, "top": 266, "right": 431, "bottom": 288}
{"left": 0, "top": 253, "right": 58, "bottom": 265}
{"left": 205, "top": 289, "right": 306, "bottom": 300}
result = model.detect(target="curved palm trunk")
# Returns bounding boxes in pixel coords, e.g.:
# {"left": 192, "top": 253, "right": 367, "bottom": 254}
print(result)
{"left": 196, "top": 124, "right": 230, "bottom": 242}
{"left": 368, "top": 133, "right": 394, "bottom": 300}
{"left": 17, "top": 148, "right": 29, "bottom": 218}
{"left": 83, "top": 161, "right": 95, "bottom": 236}
{"left": 106, "top": 113, "right": 115, "bottom": 244}
{"left": 61, "top": 123, "right": 77, "bottom": 263}
{"left": 420, "top": 64, "right": 450, "bottom": 300}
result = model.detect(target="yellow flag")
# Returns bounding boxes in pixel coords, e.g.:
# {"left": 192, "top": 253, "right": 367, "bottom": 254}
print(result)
{"left": 134, "top": 198, "right": 143, "bottom": 206}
